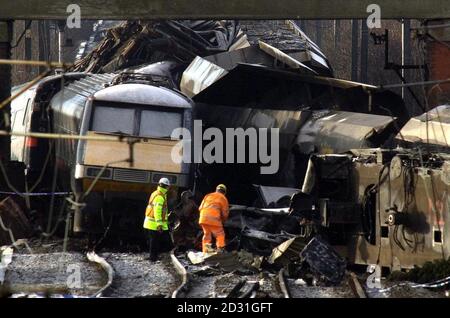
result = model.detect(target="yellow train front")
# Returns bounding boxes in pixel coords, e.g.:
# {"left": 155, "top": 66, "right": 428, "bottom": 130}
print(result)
{"left": 48, "top": 73, "right": 193, "bottom": 235}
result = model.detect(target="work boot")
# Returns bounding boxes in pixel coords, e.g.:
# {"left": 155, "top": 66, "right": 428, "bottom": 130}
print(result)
{"left": 216, "top": 247, "right": 225, "bottom": 254}
{"left": 204, "top": 243, "right": 215, "bottom": 255}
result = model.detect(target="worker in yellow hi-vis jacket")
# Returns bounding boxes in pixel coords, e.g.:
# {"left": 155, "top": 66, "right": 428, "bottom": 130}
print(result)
{"left": 143, "top": 177, "right": 173, "bottom": 261}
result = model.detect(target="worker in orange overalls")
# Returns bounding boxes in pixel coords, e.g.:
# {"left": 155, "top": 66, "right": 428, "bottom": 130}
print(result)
{"left": 198, "top": 184, "right": 229, "bottom": 254}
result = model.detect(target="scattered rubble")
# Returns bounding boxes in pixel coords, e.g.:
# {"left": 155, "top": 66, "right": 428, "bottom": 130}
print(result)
{"left": 103, "top": 253, "right": 178, "bottom": 297}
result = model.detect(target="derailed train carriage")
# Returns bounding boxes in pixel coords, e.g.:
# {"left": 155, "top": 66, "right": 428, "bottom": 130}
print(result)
{"left": 181, "top": 47, "right": 450, "bottom": 270}
{"left": 11, "top": 67, "right": 194, "bottom": 235}
{"left": 299, "top": 145, "right": 450, "bottom": 270}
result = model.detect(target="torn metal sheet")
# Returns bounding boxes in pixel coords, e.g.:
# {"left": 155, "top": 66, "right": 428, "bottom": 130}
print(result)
{"left": 192, "top": 63, "right": 409, "bottom": 123}
{"left": 180, "top": 56, "right": 229, "bottom": 97}
{"left": 71, "top": 20, "right": 248, "bottom": 73}
{"left": 225, "top": 204, "right": 303, "bottom": 256}
{"left": 187, "top": 250, "right": 261, "bottom": 273}
{"left": 296, "top": 110, "right": 397, "bottom": 154}
{"left": 258, "top": 41, "right": 317, "bottom": 75}
{"left": 230, "top": 205, "right": 290, "bottom": 216}
{"left": 267, "top": 236, "right": 307, "bottom": 266}
{"left": 396, "top": 105, "right": 450, "bottom": 151}
{"left": 253, "top": 185, "right": 299, "bottom": 208}
{"left": 300, "top": 237, "right": 347, "bottom": 284}
{"left": 241, "top": 228, "right": 295, "bottom": 248}
{"left": 180, "top": 41, "right": 317, "bottom": 98}
{"left": 204, "top": 45, "right": 275, "bottom": 71}
{"left": 257, "top": 208, "right": 291, "bottom": 214}
{"left": 241, "top": 20, "right": 333, "bottom": 76}
{"left": 180, "top": 44, "right": 278, "bottom": 97}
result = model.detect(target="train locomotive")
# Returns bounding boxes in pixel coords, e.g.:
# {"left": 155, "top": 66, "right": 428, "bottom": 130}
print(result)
{"left": 11, "top": 64, "right": 194, "bottom": 236}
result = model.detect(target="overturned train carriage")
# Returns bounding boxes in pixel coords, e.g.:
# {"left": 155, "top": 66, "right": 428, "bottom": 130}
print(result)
{"left": 302, "top": 149, "right": 450, "bottom": 270}
{"left": 11, "top": 73, "right": 194, "bottom": 234}
{"left": 192, "top": 75, "right": 406, "bottom": 202}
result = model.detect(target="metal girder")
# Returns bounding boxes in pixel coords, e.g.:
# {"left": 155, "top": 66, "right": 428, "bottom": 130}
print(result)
{"left": 0, "top": 0, "right": 450, "bottom": 20}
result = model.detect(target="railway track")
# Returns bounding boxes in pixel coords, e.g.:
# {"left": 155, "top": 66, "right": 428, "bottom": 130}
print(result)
{"left": 1, "top": 240, "right": 369, "bottom": 299}
{"left": 278, "top": 268, "right": 291, "bottom": 298}
{"left": 170, "top": 248, "right": 190, "bottom": 298}
{"left": 4, "top": 243, "right": 445, "bottom": 299}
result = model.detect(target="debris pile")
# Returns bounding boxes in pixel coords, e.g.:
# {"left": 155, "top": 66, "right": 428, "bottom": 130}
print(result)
{"left": 175, "top": 195, "right": 347, "bottom": 287}
{"left": 71, "top": 20, "right": 249, "bottom": 73}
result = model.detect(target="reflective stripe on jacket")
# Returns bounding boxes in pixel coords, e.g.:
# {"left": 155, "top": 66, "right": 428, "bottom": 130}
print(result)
{"left": 198, "top": 192, "right": 229, "bottom": 227}
{"left": 143, "top": 186, "right": 169, "bottom": 231}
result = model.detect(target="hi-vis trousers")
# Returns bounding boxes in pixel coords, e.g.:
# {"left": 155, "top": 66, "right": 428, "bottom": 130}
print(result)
{"left": 200, "top": 224, "right": 225, "bottom": 253}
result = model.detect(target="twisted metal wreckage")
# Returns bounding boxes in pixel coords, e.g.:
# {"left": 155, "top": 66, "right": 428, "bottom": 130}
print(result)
{"left": 1, "top": 20, "right": 449, "bottom": 286}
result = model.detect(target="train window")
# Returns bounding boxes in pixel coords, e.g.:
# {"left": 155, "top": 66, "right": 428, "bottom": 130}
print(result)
{"left": 434, "top": 229, "right": 442, "bottom": 244}
{"left": 381, "top": 226, "right": 389, "bottom": 238}
{"left": 92, "top": 106, "right": 135, "bottom": 135}
{"left": 140, "top": 110, "right": 182, "bottom": 138}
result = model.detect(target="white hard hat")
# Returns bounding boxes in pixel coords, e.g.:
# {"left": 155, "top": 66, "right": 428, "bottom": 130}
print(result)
{"left": 158, "top": 177, "right": 170, "bottom": 187}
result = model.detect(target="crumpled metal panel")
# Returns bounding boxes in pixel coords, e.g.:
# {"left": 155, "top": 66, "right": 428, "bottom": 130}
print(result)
{"left": 258, "top": 41, "right": 317, "bottom": 75}
{"left": 71, "top": 20, "right": 248, "bottom": 73}
{"left": 396, "top": 105, "right": 450, "bottom": 150}
{"left": 192, "top": 63, "right": 409, "bottom": 123}
{"left": 180, "top": 56, "right": 229, "bottom": 97}
{"left": 254, "top": 185, "right": 299, "bottom": 207}
{"left": 267, "top": 236, "right": 306, "bottom": 266}
{"left": 240, "top": 20, "right": 333, "bottom": 76}
{"left": 180, "top": 41, "right": 318, "bottom": 98}
{"left": 296, "top": 110, "right": 397, "bottom": 154}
